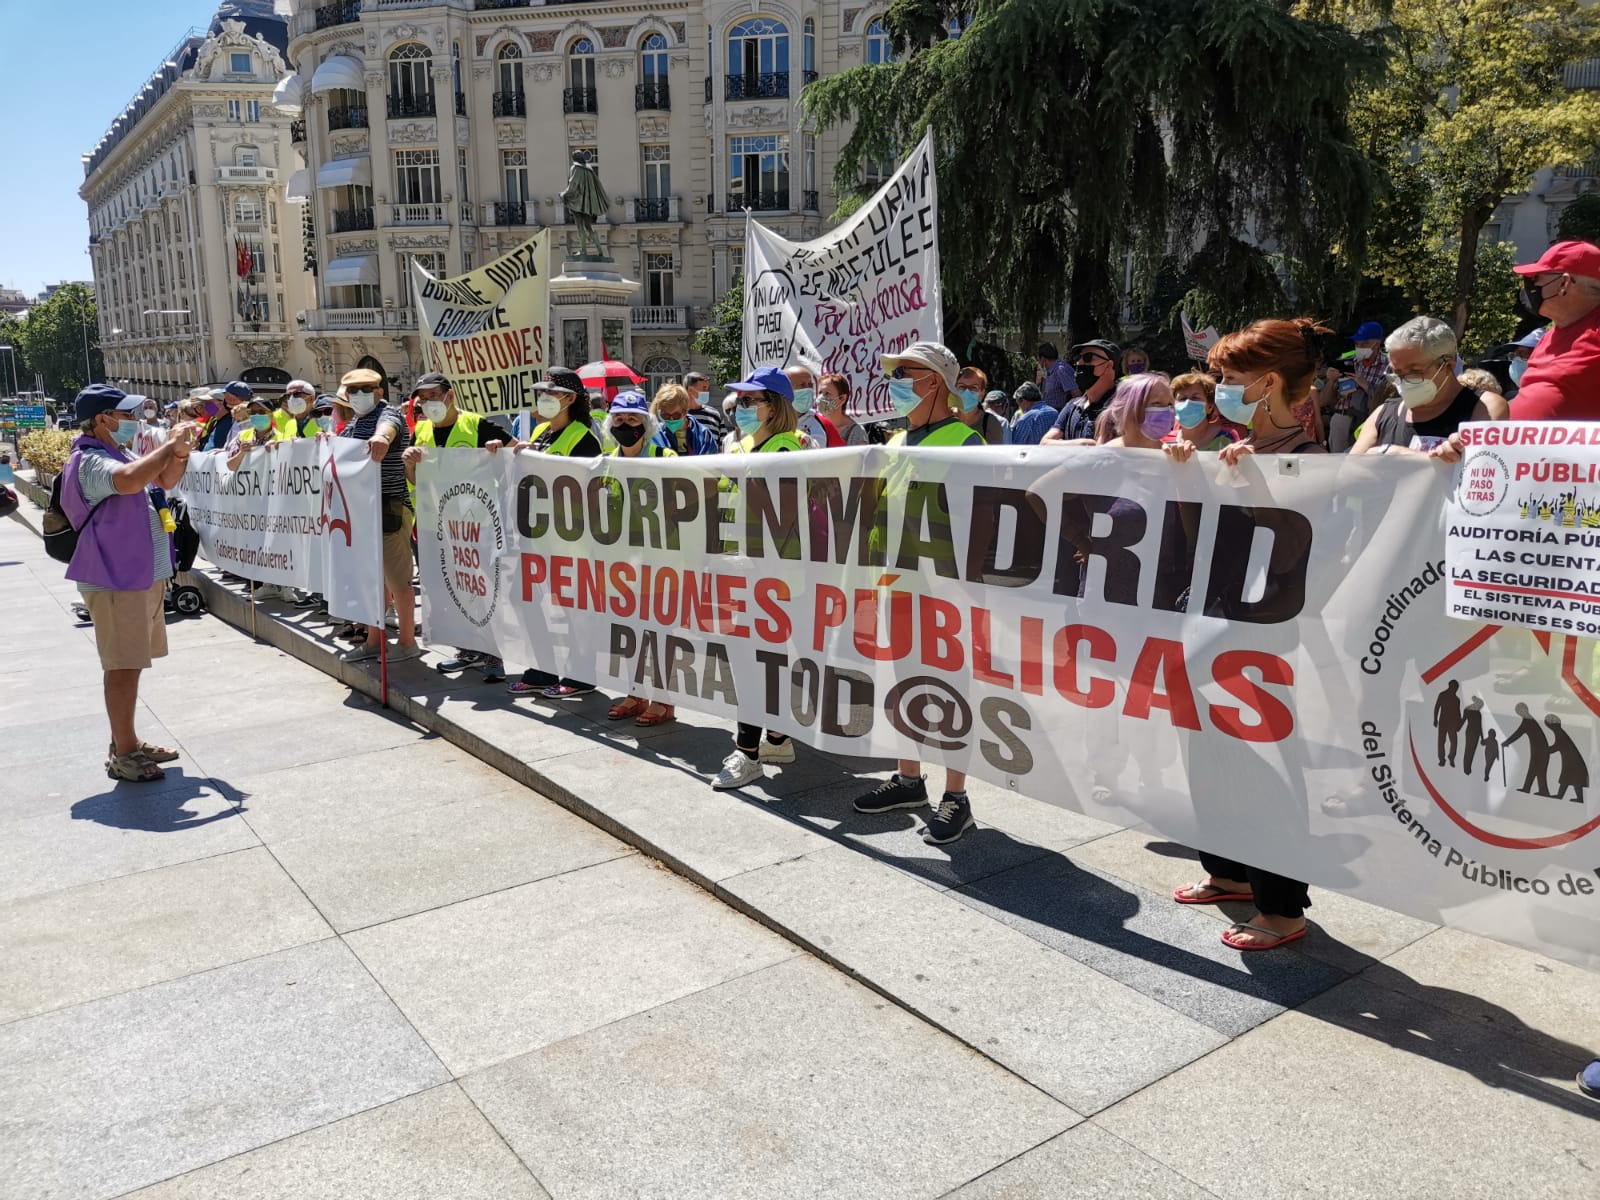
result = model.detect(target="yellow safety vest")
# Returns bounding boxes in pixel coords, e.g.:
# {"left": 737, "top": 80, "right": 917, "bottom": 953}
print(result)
{"left": 531, "top": 419, "right": 596, "bottom": 457}
{"left": 887, "top": 420, "right": 984, "bottom": 449}
{"left": 414, "top": 410, "right": 482, "bottom": 449}
{"left": 736, "top": 431, "right": 804, "bottom": 453}
{"left": 273, "top": 408, "right": 317, "bottom": 439}
{"left": 603, "top": 442, "right": 677, "bottom": 458}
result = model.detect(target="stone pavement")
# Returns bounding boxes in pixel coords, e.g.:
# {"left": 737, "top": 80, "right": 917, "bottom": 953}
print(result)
{"left": 1, "top": 511, "right": 1596, "bottom": 1199}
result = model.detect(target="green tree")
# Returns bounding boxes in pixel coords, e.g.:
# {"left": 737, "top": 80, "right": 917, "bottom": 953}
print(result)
{"left": 692, "top": 274, "right": 743, "bottom": 385}
{"left": 15, "top": 285, "right": 102, "bottom": 399}
{"left": 1341, "top": 0, "right": 1600, "bottom": 337}
{"left": 804, "top": 0, "right": 1384, "bottom": 342}
{"left": 1557, "top": 190, "right": 1600, "bottom": 244}
{"left": 0, "top": 313, "right": 32, "bottom": 396}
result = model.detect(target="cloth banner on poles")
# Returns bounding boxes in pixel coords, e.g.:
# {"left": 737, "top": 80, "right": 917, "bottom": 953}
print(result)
{"left": 178, "top": 438, "right": 384, "bottom": 625}
{"left": 412, "top": 231, "right": 550, "bottom": 415}
{"left": 414, "top": 444, "right": 1600, "bottom": 969}
{"left": 742, "top": 130, "right": 940, "bottom": 424}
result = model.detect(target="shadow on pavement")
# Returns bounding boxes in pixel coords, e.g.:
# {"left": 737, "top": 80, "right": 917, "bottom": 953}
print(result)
{"left": 71, "top": 773, "right": 249, "bottom": 832}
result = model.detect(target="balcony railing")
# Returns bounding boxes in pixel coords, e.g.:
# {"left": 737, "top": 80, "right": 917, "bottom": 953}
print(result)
{"left": 216, "top": 165, "right": 276, "bottom": 183}
{"left": 726, "top": 72, "right": 788, "bottom": 100}
{"left": 493, "top": 200, "right": 527, "bottom": 226}
{"left": 802, "top": 189, "right": 819, "bottom": 212}
{"left": 629, "top": 196, "right": 679, "bottom": 222}
{"left": 290, "top": 118, "right": 306, "bottom": 143}
{"left": 726, "top": 190, "right": 787, "bottom": 213}
{"left": 328, "top": 105, "right": 368, "bottom": 131}
{"left": 332, "top": 207, "right": 375, "bottom": 232}
{"left": 303, "top": 307, "right": 417, "bottom": 332}
{"left": 314, "top": 0, "right": 361, "bottom": 30}
{"left": 631, "top": 305, "right": 687, "bottom": 329}
{"left": 563, "top": 87, "right": 598, "bottom": 114}
{"left": 475, "top": 0, "right": 535, "bottom": 8}
{"left": 460, "top": 200, "right": 476, "bottom": 224}
{"left": 492, "top": 90, "right": 526, "bottom": 118}
{"left": 390, "top": 203, "right": 445, "bottom": 225}
{"left": 635, "top": 80, "right": 670, "bottom": 111}
{"left": 387, "top": 93, "right": 436, "bottom": 119}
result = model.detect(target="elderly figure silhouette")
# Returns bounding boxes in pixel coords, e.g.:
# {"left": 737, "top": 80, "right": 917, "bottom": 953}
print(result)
{"left": 1544, "top": 714, "right": 1589, "bottom": 804}
{"left": 562, "top": 151, "right": 610, "bottom": 258}
{"left": 1505, "top": 703, "right": 1555, "bottom": 797}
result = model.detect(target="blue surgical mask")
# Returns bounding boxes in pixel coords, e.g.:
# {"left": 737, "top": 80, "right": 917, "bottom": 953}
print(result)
{"left": 792, "top": 387, "right": 814, "bottom": 415}
{"left": 1509, "top": 357, "right": 1528, "bottom": 386}
{"left": 113, "top": 418, "right": 139, "bottom": 446}
{"left": 734, "top": 403, "right": 763, "bottom": 435}
{"left": 1175, "top": 398, "right": 1208, "bottom": 428}
{"left": 250, "top": 413, "right": 273, "bottom": 433}
{"left": 957, "top": 387, "right": 982, "bottom": 413}
{"left": 888, "top": 376, "right": 922, "bottom": 417}
{"left": 1212, "top": 382, "right": 1257, "bottom": 427}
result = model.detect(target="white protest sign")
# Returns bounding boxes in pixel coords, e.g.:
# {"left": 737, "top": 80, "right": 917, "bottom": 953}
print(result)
{"left": 1180, "top": 311, "right": 1220, "bottom": 362}
{"left": 178, "top": 437, "right": 384, "bottom": 625}
{"left": 412, "top": 231, "right": 550, "bottom": 415}
{"left": 743, "top": 130, "right": 940, "bottom": 423}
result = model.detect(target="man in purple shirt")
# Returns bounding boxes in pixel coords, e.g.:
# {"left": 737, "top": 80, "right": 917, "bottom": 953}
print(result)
{"left": 1037, "top": 342, "right": 1079, "bottom": 408}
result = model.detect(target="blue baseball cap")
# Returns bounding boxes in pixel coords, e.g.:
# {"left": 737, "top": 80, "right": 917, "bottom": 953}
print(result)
{"left": 74, "top": 383, "right": 141, "bottom": 424}
{"left": 223, "top": 380, "right": 254, "bottom": 400}
{"left": 1514, "top": 327, "right": 1547, "bottom": 350}
{"left": 726, "top": 366, "right": 794, "bottom": 401}
{"left": 1351, "top": 321, "right": 1384, "bottom": 342}
{"left": 609, "top": 390, "right": 649, "bottom": 416}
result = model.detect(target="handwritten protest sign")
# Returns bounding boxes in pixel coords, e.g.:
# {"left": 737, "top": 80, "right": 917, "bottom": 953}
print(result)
{"left": 743, "top": 131, "right": 940, "bottom": 422}
{"left": 412, "top": 232, "right": 550, "bottom": 415}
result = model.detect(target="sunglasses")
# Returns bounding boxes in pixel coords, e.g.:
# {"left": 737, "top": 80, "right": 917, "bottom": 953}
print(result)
{"left": 734, "top": 394, "right": 771, "bottom": 408}
{"left": 888, "top": 366, "right": 934, "bottom": 381}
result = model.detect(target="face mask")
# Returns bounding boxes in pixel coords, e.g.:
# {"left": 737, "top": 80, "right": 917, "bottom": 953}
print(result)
{"left": 316, "top": 415, "right": 334, "bottom": 434}
{"left": 792, "top": 387, "right": 814, "bottom": 415}
{"left": 1175, "top": 398, "right": 1208, "bottom": 428}
{"left": 1394, "top": 365, "right": 1443, "bottom": 411}
{"left": 663, "top": 416, "right": 686, "bottom": 434}
{"left": 421, "top": 400, "right": 449, "bottom": 424}
{"left": 1073, "top": 359, "right": 1105, "bottom": 380}
{"left": 1352, "top": 346, "right": 1374, "bottom": 362}
{"left": 612, "top": 423, "right": 646, "bottom": 447}
{"left": 817, "top": 393, "right": 840, "bottom": 414}
{"left": 347, "top": 390, "right": 377, "bottom": 416}
{"left": 112, "top": 418, "right": 139, "bottom": 446}
{"left": 1140, "top": 407, "right": 1176, "bottom": 440}
{"left": 956, "top": 387, "right": 982, "bottom": 413}
{"left": 888, "top": 376, "right": 922, "bottom": 417}
{"left": 142, "top": 408, "right": 157, "bottom": 421}
{"left": 1519, "top": 277, "right": 1559, "bottom": 317}
{"left": 249, "top": 413, "right": 273, "bottom": 433}
{"left": 203, "top": 399, "right": 222, "bottom": 419}
{"left": 1126, "top": 363, "right": 1147, "bottom": 376}
{"left": 536, "top": 395, "right": 562, "bottom": 420}
{"left": 734, "top": 403, "right": 763, "bottom": 434}
{"left": 286, "top": 396, "right": 310, "bottom": 416}
{"left": 1213, "top": 381, "right": 1258, "bottom": 426}
{"left": 1509, "top": 357, "right": 1529, "bottom": 386}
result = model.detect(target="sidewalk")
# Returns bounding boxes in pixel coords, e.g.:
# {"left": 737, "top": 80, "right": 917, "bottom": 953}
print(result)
{"left": 2, "top": 511, "right": 1596, "bottom": 1197}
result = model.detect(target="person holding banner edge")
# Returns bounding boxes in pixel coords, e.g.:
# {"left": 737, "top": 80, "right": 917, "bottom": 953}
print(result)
{"left": 710, "top": 366, "right": 804, "bottom": 790}
{"left": 850, "top": 342, "right": 986, "bottom": 844}
{"left": 508, "top": 366, "right": 604, "bottom": 699}
{"left": 403, "top": 370, "right": 515, "bottom": 684}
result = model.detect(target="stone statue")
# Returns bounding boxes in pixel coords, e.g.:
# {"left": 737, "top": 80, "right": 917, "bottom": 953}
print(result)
{"left": 561, "top": 152, "right": 609, "bottom": 259}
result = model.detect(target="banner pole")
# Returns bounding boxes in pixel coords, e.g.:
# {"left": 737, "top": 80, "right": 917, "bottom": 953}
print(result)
{"left": 379, "top": 631, "right": 389, "bottom": 709}
{"left": 249, "top": 579, "right": 257, "bottom": 641}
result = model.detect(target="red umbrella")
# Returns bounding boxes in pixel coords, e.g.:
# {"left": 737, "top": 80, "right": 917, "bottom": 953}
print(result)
{"left": 578, "top": 359, "right": 645, "bottom": 405}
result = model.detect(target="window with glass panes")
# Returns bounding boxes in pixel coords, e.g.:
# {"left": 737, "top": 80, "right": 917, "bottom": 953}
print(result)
{"left": 393, "top": 149, "right": 442, "bottom": 204}
{"left": 642, "top": 144, "right": 670, "bottom": 200}
{"left": 398, "top": 252, "right": 446, "bottom": 305}
{"left": 728, "top": 134, "right": 788, "bottom": 208}
{"left": 728, "top": 18, "right": 789, "bottom": 81}
{"left": 646, "top": 253, "right": 673, "bottom": 306}
{"left": 502, "top": 150, "right": 529, "bottom": 203}
{"left": 867, "top": 20, "right": 895, "bottom": 65}
{"left": 498, "top": 43, "right": 523, "bottom": 97}
{"left": 389, "top": 44, "right": 434, "bottom": 108}
{"left": 569, "top": 38, "right": 596, "bottom": 92}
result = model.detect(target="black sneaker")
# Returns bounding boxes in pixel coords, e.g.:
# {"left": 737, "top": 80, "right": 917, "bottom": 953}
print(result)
{"left": 436, "top": 651, "right": 483, "bottom": 673}
{"left": 922, "top": 793, "right": 974, "bottom": 845}
{"left": 853, "top": 774, "right": 928, "bottom": 814}
{"left": 480, "top": 659, "right": 506, "bottom": 684}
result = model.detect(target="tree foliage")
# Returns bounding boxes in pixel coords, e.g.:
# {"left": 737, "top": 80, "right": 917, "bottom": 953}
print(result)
{"left": 0, "top": 314, "right": 31, "bottom": 396}
{"left": 1557, "top": 190, "right": 1600, "bottom": 245}
{"left": 1339, "top": 0, "right": 1600, "bottom": 337}
{"left": 804, "top": 0, "right": 1385, "bottom": 343}
{"left": 692, "top": 274, "right": 744, "bottom": 385}
{"left": 10, "top": 285, "right": 103, "bottom": 399}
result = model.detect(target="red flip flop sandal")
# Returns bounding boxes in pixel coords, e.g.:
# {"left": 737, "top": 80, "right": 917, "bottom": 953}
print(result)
{"left": 1221, "top": 922, "right": 1307, "bottom": 952}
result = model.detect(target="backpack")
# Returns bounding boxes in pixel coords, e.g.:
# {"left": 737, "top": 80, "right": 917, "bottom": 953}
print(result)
{"left": 42, "top": 471, "right": 84, "bottom": 564}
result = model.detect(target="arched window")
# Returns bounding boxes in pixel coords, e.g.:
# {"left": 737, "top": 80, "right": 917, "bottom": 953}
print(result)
{"left": 638, "top": 32, "right": 668, "bottom": 109}
{"left": 866, "top": 19, "right": 895, "bottom": 66}
{"left": 388, "top": 43, "right": 435, "bottom": 117}
{"left": 728, "top": 17, "right": 789, "bottom": 98}
{"left": 569, "top": 37, "right": 596, "bottom": 93}
{"left": 496, "top": 43, "right": 524, "bottom": 116}
{"left": 803, "top": 18, "right": 816, "bottom": 80}
{"left": 644, "top": 354, "right": 681, "bottom": 396}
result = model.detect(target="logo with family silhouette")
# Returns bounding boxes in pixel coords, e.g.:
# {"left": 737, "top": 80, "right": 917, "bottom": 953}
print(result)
{"left": 1403, "top": 625, "right": 1600, "bottom": 850}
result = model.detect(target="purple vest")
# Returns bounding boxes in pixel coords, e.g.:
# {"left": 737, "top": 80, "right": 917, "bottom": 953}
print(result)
{"left": 62, "top": 436, "right": 159, "bottom": 591}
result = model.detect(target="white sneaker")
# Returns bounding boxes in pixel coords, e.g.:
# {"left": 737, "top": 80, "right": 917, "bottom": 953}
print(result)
{"left": 711, "top": 750, "right": 764, "bottom": 790}
{"left": 253, "top": 584, "right": 291, "bottom": 601}
{"left": 757, "top": 738, "right": 796, "bottom": 764}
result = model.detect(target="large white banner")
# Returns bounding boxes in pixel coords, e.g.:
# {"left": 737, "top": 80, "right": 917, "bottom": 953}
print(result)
{"left": 743, "top": 130, "right": 940, "bottom": 423}
{"left": 179, "top": 438, "right": 384, "bottom": 625}
{"left": 413, "top": 231, "right": 550, "bottom": 415}
{"left": 414, "top": 444, "right": 1600, "bottom": 969}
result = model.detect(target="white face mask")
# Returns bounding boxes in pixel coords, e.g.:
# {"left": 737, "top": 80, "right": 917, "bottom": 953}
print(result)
{"left": 1394, "top": 363, "right": 1444, "bottom": 411}
{"left": 142, "top": 407, "right": 157, "bottom": 421}
{"left": 1352, "top": 346, "right": 1375, "bottom": 362}
{"left": 536, "top": 394, "right": 562, "bottom": 420}
{"left": 347, "top": 390, "right": 377, "bottom": 416}
{"left": 285, "top": 395, "right": 310, "bottom": 416}
{"left": 421, "top": 400, "right": 449, "bottom": 424}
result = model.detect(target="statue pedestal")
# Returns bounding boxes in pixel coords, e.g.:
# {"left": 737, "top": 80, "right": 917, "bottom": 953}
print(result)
{"left": 550, "top": 258, "right": 640, "bottom": 367}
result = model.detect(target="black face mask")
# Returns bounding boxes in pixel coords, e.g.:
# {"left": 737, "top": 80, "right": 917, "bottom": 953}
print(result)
{"left": 1073, "top": 358, "right": 1105, "bottom": 378}
{"left": 612, "top": 423, "right": 646, "bottom": 447}
{"left": 1519, "top": 277, "right": 1557, "bottom": 317}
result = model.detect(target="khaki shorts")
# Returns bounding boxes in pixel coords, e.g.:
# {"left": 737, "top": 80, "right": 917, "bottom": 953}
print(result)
{"left": 85, "top": 581, "right": 169, "bottom": 671}
{"left": 381, "top": 502, "right": 415, "bottom": 598}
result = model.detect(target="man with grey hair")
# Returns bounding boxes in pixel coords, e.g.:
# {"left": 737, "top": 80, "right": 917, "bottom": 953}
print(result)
{"left": 1352, "top": 315, "right": 1501, "bottom": 454}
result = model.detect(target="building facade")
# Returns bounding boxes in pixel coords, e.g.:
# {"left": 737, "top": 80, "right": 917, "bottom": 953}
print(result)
{"left": 81, "top": 8, "right": 318, "bottom": 400}
{"left": 282, "top": 0, "right": 890, "bottom": 394}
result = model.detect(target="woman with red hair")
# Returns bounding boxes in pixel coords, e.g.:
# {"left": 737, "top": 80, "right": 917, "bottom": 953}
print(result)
{"left": 1172, "top": 316, "right": 1329, "bottom": 951}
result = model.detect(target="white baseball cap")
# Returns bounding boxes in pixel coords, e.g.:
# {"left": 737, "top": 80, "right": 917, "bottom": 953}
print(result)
{"left": 880, "top": 341, "right": 960, "bottom": 392}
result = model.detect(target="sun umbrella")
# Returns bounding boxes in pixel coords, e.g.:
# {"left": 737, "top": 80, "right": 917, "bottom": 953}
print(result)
{"left": 577, "top": 359, "right": 645, "bottom": 404}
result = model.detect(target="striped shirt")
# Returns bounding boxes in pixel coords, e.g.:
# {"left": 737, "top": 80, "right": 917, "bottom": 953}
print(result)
{"left": 339, "top": 404, "right": 410, "bottom": 498}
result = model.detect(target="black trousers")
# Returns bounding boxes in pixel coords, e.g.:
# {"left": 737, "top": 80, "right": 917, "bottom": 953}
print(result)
{"left": 735, "top": 723, "right": 789, "bottom": 753}
{"left": 1197, "top": 852, "right": 1310, "bottom": 919}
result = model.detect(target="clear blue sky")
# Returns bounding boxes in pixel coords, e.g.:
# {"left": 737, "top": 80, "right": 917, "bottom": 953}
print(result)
{"left": 0, "top": 1, "right": 224, "bottom": 297}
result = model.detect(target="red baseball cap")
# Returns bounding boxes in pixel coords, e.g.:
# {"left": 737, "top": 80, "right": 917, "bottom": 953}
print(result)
{"left": 1512, "top": 240, "right": 1600, "bottom": 277}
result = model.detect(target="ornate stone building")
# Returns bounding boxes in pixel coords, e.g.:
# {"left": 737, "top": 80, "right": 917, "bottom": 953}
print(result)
{"left": 282, "top": 0, "right": 884, "bottom": 394}
{"left": 81, "top": 5, "right": 318, "bottom": 400}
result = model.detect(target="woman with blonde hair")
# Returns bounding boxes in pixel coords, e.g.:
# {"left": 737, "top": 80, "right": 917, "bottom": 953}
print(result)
{"left": 652, "top": 382, "right": 719, "bottom": 456}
